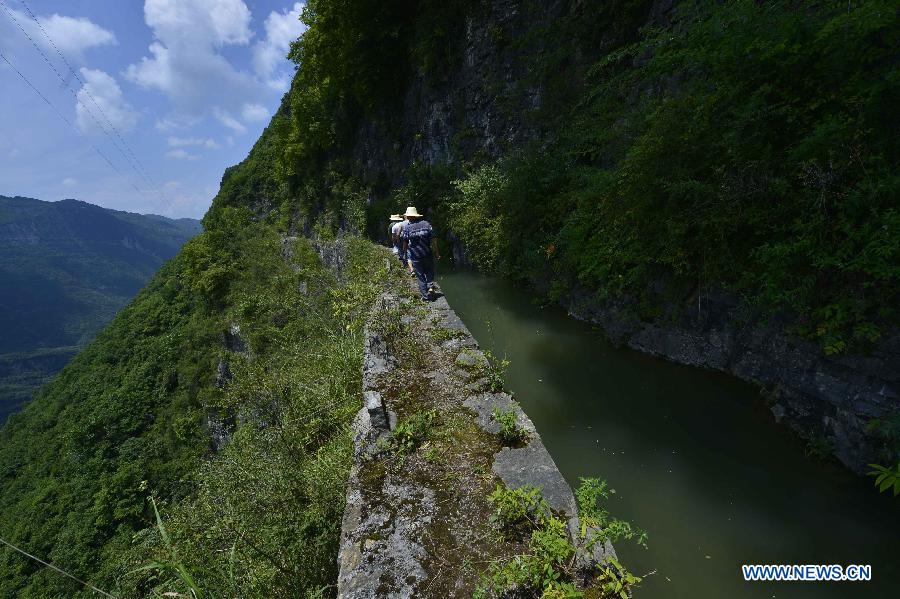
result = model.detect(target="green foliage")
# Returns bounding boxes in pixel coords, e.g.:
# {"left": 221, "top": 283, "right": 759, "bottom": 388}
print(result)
{"left": 456, "top": 347, "right": 509, "bottom": 392}
{"left": 128, "top": 497, "right": 211, "bottom": 599}
{"left": 530, "top": 516, "right": 576, "bottom": 579}
{"left": 583, "top": 0, "right": 899, "bottom": 348}
{"left": 0, "top": 250, "right": 219, "bottom": 596}
{"left": 409, "top": 0, "right": 472, "bottom": 78}
{"left": 181, "top": 207, "right": 255, "bottom": 308}
{"left": 0, "top": 216, "right": 398, "bottom": 596}
{"left": 385, "top": 410, "right": 437, "bottom": 456}
{"left": 446, "top": 165, "right": 510, "bottom": 270}
{"left": 117, "top": 236, "right": 395, "bottom": 598}
{"left": 492, "top": 408, "right": 526, "bottom": 445}
{"left": 595, "top": 556, "right": 643, "bottom": 599}
{"left": 435, "top": 0, "right": 899, "bottom": 352}
{"left": 288, "top": 1, "right": 413, "bottom": 114}
{"left": 431, "top": 325, "right": 464, "bottom": 342}
{"left": 488, "top": 484, "right": 550, "bottom": 536}
{"left": 576, "top": 478, "right": 647, "bottom": 548}
{"left": 868, "top": 463, "right": 900, "bottom": 497}
{"left": 209, "top": 112, "right": 292, "bottom": 221}
{"left": 481, "top": 483, "right": 644, "bottom": 598}
{"left": 477, "top": 515, "right": 577, "bottom": 597}
{"left": 204, "top": 0, "right": 897, "bottom": 357}
{"left": 329, "top": 237, "right": 396, "bottom": 329}
{"left": 4, "top": 0, "right": 894, "bottom": 595}
{"left": 482, "top": 350, "right": 511, "bottom": 393}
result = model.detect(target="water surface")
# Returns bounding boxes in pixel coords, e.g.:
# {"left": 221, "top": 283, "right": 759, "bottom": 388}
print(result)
{"left": 439, "top": 269, "right": 899, "bottom": 599}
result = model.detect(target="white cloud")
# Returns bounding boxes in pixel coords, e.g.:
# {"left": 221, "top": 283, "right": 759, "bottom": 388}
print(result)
{"left": 124, "top": 1, "right": 304, "bottom": 136}
{"left": 144, "top": 0, "right": 252, "bottom": 46}
{"left": 39, "top": 13, "right": 117, "bottom": 58}
{"left": 75, "top": 68, "right": 137, "bottom": 133}
{"left": 62, "top": 177, "right": 77, "bottom": 187}
{"left": 125, "top": 0, "right": 258, "bottom": 114}
{"left": 167, "top": 136, "right": 220, "bottom": 149}
{"left": 252, "top": 2, "right": 305, "bottom": 90}
{"left": 241, "top": 103, "right": 269, "bottom": 123}
{"left": 1, "top": 9, "right": 116, "bottom": 60}
{"left": 165, "top": 148, "right": 198, "bottom": 160}
{"left": 213, "top": 108, "right": 246, "bottom": 134}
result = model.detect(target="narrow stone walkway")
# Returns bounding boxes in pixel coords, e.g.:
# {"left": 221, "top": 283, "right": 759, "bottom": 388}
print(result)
{"left": 337, "top": 269, "right": 613, "bottom": 597}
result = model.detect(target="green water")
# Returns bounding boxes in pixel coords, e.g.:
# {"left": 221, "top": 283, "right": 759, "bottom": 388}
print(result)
{"left": 438, "top": 269, "right": 899, "bottom": 599}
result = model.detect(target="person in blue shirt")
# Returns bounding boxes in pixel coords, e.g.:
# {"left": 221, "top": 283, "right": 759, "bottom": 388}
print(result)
{"left": 400, "top": 206, "right": 441, "bottom": 300}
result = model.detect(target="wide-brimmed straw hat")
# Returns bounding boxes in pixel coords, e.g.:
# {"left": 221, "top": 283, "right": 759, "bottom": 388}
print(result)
{"left": 389, "top": 214, "right": 403, "bottom": 221}
{"left": 403, "top": 206, "right": 423, "bottom": 218}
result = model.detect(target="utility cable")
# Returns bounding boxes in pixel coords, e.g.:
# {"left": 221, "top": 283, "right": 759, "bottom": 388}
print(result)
{"left": 0, "top": 537, "right": 119, "bottom": 598}
{"left": 0, "top": 1, "right": 157, "bottom": 198}
{"left": 0, "top": 49, "right": 142, "bottom": 195}
{"left": 17, "top": 0, "right": 163, "bottom": 197}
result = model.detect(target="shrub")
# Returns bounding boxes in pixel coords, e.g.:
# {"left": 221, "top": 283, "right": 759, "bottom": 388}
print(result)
{"left": 446, "top": 165, "right": 510, "bottom": 271}
{"left": 492, "top": 408, "right": 526, "bottom": 445}
{"left": 480, "top": 483, "right": 645, "bottom": 598}
{"left": 576, "top": 478, "right": 647, "bottom": 548}
{"left": 482, "top": 350, "right": 510, "bottom": 393}
{"left": 487, "top": 484, "right": 549, "bottom": 536}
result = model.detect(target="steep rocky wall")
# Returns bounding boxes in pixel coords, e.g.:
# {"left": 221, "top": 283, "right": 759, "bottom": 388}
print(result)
{"left": 565, "top": 288, "right": 898, "bottom": 473}
{"left": 351, "top": 0, "right": 567, "bottom": 184}
{"left": 337, "top": 277, "right": 613, "bottom": 597}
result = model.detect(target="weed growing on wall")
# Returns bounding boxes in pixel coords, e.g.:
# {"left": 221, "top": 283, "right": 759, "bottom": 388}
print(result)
{"left": 492, "top": 408, "right": 526, "bottom": 446}
{"left": 477, "top": 480, "right": 646, "bottom": 598}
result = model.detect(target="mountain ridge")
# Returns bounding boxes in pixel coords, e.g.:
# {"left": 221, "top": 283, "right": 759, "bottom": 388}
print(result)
{"left": 0, "top": 195, "right": 201, "bottom": 421}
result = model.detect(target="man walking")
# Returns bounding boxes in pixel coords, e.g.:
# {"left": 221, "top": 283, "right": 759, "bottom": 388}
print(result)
{"left": 389, "top": 214, "right": 405, "bottom": 265}
{"left": 400, "top": 206, "right": 441, "bottom": 301}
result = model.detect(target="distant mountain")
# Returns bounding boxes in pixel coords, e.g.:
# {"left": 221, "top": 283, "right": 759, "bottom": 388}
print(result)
{"left": 0, "top": 196, "right": 201, "bottom": 421}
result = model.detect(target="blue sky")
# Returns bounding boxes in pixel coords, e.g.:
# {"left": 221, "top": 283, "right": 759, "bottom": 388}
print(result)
{"left": 0, "top": 0, "right": 306, "bottom": 218}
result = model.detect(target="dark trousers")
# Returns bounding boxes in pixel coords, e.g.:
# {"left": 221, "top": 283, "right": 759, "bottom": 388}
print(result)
{"left": 409, "top": 258, "right": 434, "bottom": 300}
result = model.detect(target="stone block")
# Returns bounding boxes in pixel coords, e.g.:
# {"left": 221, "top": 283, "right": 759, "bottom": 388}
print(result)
{"left": 364, "top": 390, "right": 389, "bottom": 432}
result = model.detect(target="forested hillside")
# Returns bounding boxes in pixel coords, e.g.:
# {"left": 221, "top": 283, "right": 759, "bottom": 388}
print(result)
{"left": 0, "top": 196, "right": 200, "bottom": 421}
{"left": 0, "top": 0, "right": 897, "bottom": 596}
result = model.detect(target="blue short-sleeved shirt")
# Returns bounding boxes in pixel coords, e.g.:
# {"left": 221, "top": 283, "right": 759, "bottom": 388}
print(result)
{"left": 401, "top": 220, "right": 433, "bottom": 262}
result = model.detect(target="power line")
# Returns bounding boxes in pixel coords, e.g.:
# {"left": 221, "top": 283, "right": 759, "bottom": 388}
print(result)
{"left": 17, "top": 0, "right": 163, "bottom": 198}
{"left": 0, "top": 1, "right": 158, "bottom": 199}
{"left": 0, "top": 48, "right": 142, "bottom": 194}
{"left": 0, "top": 537, "right": 119, "bottom": 598}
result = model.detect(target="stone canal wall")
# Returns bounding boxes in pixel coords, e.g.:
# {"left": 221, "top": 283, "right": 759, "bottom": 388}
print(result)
{"left": 336, "top": 283, "right": 614, "bottom": 597}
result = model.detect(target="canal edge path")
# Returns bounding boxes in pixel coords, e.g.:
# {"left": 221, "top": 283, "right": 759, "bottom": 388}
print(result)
{"left": 336, "top": 263, "right": 615, "bottom": 597}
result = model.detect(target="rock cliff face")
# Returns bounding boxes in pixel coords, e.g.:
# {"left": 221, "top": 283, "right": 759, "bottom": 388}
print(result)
{"left": 340, "top": 0, "right": 896, "bottom": 472}
{"left": 566, "top": 287, "right": 899, "bottom": 473}
{"left": 351, "top": 0, "right": 568, "bottom": 184}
